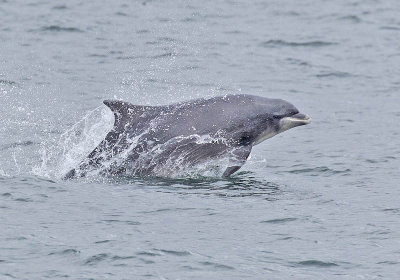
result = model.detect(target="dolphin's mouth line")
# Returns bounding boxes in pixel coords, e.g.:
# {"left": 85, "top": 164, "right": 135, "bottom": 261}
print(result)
{"left": 283, "top": 113, "right": 311, "bottom": 125}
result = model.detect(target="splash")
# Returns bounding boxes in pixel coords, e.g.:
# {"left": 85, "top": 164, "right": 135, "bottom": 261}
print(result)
{"left": 33, "top": 104, "right": 232, "bottom": 180}
{"left": 0, "top": 169, "right": 9, "bottom": 177}
{"left": 32, "top": 106, "right": 114, "bottom": 178}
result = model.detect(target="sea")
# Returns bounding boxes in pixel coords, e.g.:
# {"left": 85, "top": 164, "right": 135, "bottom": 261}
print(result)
{"left": 1, "top": 0, "right": 400, "bottom": 279}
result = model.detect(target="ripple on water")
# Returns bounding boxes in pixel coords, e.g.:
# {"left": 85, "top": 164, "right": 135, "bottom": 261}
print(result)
{"left": 48, "top": 249, "right": 80, "bottom": 256}
{"left": 52, "top": 5, "right": 68, "bottom": 10}
{"left": 0, "top": 141, "right": 36, "bottom": 151}
{"left": 316, "top": 71, "right": 353, "bottom": 78}
{"left": 377, "top": 261, "right": 399, "bottom": 265}
{"left": 101, "top": 219, "right": 141, "bottom": 225}
{"left": 138, "top": 258, "right": 155, "bottom": 264}
{"left": 199, "top": 261, "right": 235, "bottom": 270}
{"left": 14, "top": 197, "right": 33, "bottom": 202}
{"left": 6, "top": 236, "right": 27, "bottom": 241}
{"left": 286, "top": 57, "right": 312, "bottom": 67}
{"left": 136, "top": 29, "right": 149, "bottom": 34}
{"left": 281, "top": 166, "right": 351, "bottom": 176}
{"left": 338, "top": 15, "right": 362, "bottom": 23}
{"left": 382, "top": 208, "right": 400, "bottom": 214}
{"left": 94, "top": 240, "right": 113, "bottom": 244}
{"left": 156, "top": 249, "right": 191, "bottom": 257}
{"left": 0, "top": 80, "right": 16, "bottom": 85}
{"left": 140, "top": 207, "right": 196, "bottom": 214}
{"left": 136, "top": 251, "right": 162, "bottom": 257}
{"left": 380, "top": 26, "right": 400, "bottom": 31}
{"left": 115, "top": 12, "right": 128, "bottom": 17}
{"left": 296, "top": 260, "right": 339, "bottom": 267}
{"left": 112, "top": 172, "right": 284, "bottom": 198}
{"left": 2, "top": 273, "right": 16, "bottom": 279}
{"left": 151, "top": 52, "right": 176, "bottom": 59}
{"left": 261, "top": 40, "right": 337, "bottom": 48}
{"left": 84, "top": 253, "right": 110, "bottom": 266}
{"left": 40, "top": 26, "right": 83, "bottom": 33}
{"left": 111, "top": 255, "right": 136, "bottom": 261}
{"left": 260, "top": 218, "right": 298, "bottom": 224}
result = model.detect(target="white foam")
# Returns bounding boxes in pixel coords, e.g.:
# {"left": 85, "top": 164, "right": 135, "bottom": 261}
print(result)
{"left": 0, "top": 169, "right": 9, "bottom": 177}
{"left": 32, "top": 107, "right": 114, "bottom": 178}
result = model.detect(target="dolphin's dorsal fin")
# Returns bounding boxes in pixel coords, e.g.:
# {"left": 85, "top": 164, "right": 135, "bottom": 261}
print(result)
{"left": 103, "top": 100, "right": 156, "bottom": 130}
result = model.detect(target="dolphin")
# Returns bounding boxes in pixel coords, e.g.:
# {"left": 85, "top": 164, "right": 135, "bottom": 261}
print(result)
{"left": 64, "top": 94, "right": 311, "bottom": 179}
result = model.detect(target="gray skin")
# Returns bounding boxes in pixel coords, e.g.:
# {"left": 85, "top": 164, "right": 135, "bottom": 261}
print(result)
{"left": 64, "top": 94, "right": 311, "bottom": 179}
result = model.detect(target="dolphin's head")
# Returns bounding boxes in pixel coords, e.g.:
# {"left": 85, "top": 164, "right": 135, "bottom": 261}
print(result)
{"left": 227, "top": 95, "right": 311, "bottom": 146}
{"left": 252, "top": 97, "right": 311, "bottom": 145}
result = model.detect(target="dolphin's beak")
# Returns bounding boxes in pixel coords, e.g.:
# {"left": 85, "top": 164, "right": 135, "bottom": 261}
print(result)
{"left": 279, "top": 113, "right": 311, "bottom": 132}
{"left": 285, "top": 113, "right": 311, "bottom": 125}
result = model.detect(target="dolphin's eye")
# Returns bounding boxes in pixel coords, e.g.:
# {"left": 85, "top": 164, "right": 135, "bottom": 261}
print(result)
{"left": 273, "top": 115, "right": 281, "bottom": 119}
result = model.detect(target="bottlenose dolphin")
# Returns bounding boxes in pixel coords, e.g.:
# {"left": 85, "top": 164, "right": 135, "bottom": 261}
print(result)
{"left": 64, "top": 94, "right": 310, "bottom": 179}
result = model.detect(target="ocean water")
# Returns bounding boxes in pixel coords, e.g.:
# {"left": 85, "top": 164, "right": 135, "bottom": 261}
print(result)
{"left": 1, "top": 0, "right": 400, "bottom": 279}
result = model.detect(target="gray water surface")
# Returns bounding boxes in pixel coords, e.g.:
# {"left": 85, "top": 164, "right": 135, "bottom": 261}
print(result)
{"left": 1, "top": 0, "right": 400, "bottom": 279}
